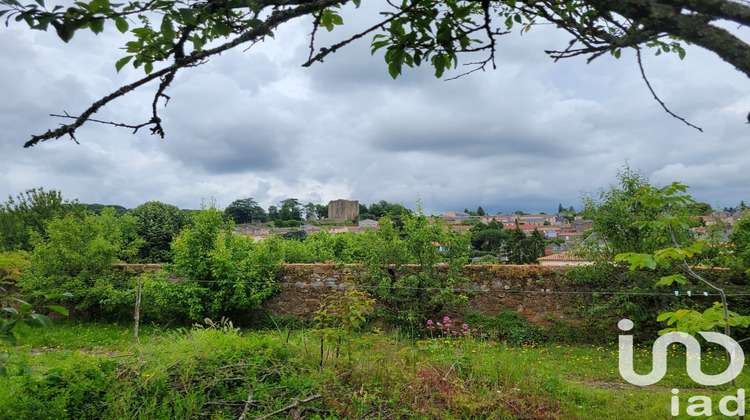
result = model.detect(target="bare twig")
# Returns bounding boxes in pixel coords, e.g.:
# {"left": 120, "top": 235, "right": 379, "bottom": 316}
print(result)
{"left": 253, "top": 394, "right": 322, "bottom": 420}
{"left": 307, "top": 12, "right": 322, "bottom": 63}
{"left": 302, "top": 4, "right": 412, "bottom": 68}
{"left": 237, "top": 384, "right": 254, "bottom": 420}
{"left": 636, "top": 49, "right": 703, "bottom": 132}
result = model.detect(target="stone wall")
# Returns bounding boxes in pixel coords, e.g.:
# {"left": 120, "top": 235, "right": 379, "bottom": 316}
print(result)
{"left": 110, "top": 263, "right": 733, "bottom": 328}
{"left": 263, "top": 264, "right": 581, "bottom": 326}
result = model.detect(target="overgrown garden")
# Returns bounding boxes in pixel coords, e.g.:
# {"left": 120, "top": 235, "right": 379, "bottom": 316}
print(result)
{"left": 1, "top": 174, "right": 750, "bottom": 418}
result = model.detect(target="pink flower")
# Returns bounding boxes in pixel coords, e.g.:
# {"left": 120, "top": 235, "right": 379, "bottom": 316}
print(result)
{"left": 472, "top": 328, "right": 477, "bottom": 332}
{"left": 462, "top": 324, "right": 469, "bottom": 329}
{"left": 443, "top": 316, "right": 451, "bottom": 323}
{"left": 477, "top": 325, "right": 483, "bottom": 329}
{"left": 451, "top": 331, "right": 458, "bottom": 335}
{"left": 463, "top": 331, "right": 469, "bottom": 335}
{"left": 427, "top": 319, "right": 434, "bottom": 325}
{"left": 437, "top": 322, "right": 443, "bottom": 327}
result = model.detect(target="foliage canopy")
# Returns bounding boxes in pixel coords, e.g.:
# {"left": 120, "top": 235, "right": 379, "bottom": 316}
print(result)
{"left": 2, "top": 0, "right": 748, "bottom": 146}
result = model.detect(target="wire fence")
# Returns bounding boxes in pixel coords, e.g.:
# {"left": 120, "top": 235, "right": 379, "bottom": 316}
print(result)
{"left": 176, "top": 278, "right": 750, "bottom": 297}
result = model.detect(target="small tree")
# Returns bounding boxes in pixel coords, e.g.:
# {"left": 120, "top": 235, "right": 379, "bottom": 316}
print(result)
{"left": 0, "top": 188, "right": 83, "bottom": 252}
{"left": 615, "top": 182, "right": 750, "bottom": 340}
{"left": 581, "top": 167, "right": 666, "bottom": 259}
{"left": 225, "top": 198, "right": 267, "bottom": 224}
{"left": 527, "top": 228, "right": 546, "bottom": 262}
{"left": 130, "top": 201, "right": 190, "bottom": 263}
{"left": 730, "top": 215, "right": 750, "bottom": 275}
{"left": 503, "top": 227, "right": 527, "bottom": 264}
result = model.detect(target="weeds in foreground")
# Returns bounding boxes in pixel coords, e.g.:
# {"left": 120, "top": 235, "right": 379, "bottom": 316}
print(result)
{"left": 0, "top": 321, "right": 746, "bottom": 419}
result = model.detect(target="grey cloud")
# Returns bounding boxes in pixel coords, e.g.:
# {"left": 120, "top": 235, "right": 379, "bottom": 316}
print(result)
{"left": 158, "top": 125, "right": 285, "bottom": 174}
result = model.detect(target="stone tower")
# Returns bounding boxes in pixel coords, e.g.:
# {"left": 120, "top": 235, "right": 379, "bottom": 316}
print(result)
{"left": 328, "top": 199, "right": 359, "bottom": 223}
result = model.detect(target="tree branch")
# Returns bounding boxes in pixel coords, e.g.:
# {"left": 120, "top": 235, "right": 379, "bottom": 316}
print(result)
{"left": 302, "top": 2, "right": 414, "bottom": 68}
{"left": 23, "top": 0, "right": 350, "bottom": 148}
{"left": 586, "top": 0, "right": 750, "bottom": 78}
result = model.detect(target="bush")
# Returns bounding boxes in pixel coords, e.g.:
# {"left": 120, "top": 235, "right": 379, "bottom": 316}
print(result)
{"left": 167, "top": 206, "right": 281, "bottom": 324}
{"left": 508, "top": 324, "right": 547, "bottom": 346}
{"left": 0, "top": 250, "right": 29, "bottom": 293}
{"left": 463, "top": 311, "right": 528, "bottom": 340}
{"left": 362, "top": 212, "right": 472, "bottom": 331}
{"left": 19, "top": 208, "right": 142, "bottom": 317}
{"left": 3, "top": 353, "right": 117, "bottom": 419}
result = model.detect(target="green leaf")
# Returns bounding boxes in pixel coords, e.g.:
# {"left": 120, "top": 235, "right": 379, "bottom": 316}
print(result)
{"left": 18, "top": 363, "right": 32, "bottom": 375}
{"left": 53, "top": 21, "right": 77, "bottom": 43}
{"left": 28, "top": 313, "right": 52, "bottom": 327}
{"left": 656, "top": 274, "right": 686, "bottom": 286}
{"left": 115, "top": 55, "right": 133, "bottom": 72}
{"left": 388, "top": 61, "right": 401, "bottom": 79}
{"left": 178, "top": 8, "right": 197, "bottom": 26}
{"left": 371, "top": 40, "right": 389, "bottom": 54}
{"left": 214, "top": 21, "right": 231, "bottom": 36}
{"left": 89, "top": 18, "right": 104, "bottom": 34}
{"left": 0, "top": 333, "right": 17, "bottom": 346}
{"left": 18, "top": 303, "right": 32, "bottom": 316}
{"left": 656, "top": 312, "right": 673, "bottom": 322}
{"left": 114, "top": 16, "right": 128, "bottom": 33}
{"left": 45, "top": 305, "right": 69, "bottom": 316}
{"left": 144, "top": 61, "right": 153, "bottom": 74}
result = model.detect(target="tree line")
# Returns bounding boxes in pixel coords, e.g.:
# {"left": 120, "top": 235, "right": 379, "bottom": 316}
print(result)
{"left": 0, "top": 190, "right": 474, "bottom": 327}
{"left": 2, "top": 176, "right": 750, "bottom": 332}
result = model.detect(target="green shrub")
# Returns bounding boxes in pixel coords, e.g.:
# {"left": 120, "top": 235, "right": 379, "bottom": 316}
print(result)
{"left": 508, "top": 324, "right": 547, "bottom": 346}
{"left": 168, "top": 207, "right": 281, "bottom": 324}
{"left": 3, "top": 353, "right": 117, "bottom": 419}
{"left": 362, "top": 211, "right": 472, "bottom": 331}
{"left": 463, "top": 311, "right": 528, "bottom": 340}
{"left": 19, "top": 208, "right": 142, "bottom": 318}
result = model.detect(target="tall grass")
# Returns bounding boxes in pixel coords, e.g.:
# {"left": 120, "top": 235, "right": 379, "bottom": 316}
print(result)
{"left": 0, "top": 322, "right": 746, "bottom": 419}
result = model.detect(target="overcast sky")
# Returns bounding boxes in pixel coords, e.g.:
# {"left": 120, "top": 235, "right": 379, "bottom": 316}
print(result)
{"left": 1, "top": 2, "right": 748, "bottom": 215}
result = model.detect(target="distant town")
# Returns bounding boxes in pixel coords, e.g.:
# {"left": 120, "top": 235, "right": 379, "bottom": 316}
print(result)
{"left": 224, "top": 198, "right": 748, "bottom": 266}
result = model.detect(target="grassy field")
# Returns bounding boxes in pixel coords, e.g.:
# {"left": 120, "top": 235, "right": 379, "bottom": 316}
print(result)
{"left": 0, "top": 320, "right": 746, "bottom": 419}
